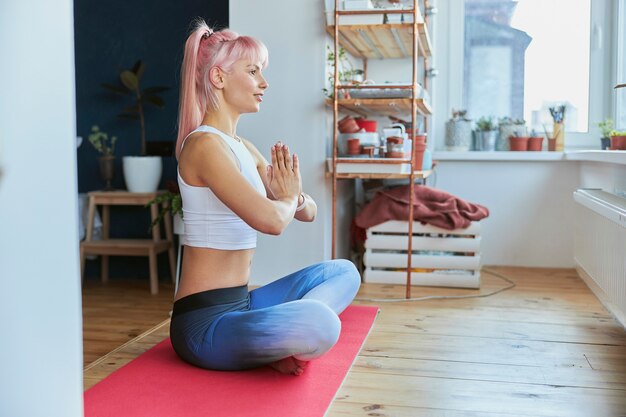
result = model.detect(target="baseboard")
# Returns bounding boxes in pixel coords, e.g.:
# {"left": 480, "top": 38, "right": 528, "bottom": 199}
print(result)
{"left": 575, "top": 260, "right": 626, "bottom": 330}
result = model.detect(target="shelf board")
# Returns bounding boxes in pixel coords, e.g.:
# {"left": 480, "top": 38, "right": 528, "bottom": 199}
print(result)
{"left": 334, "top": 171, "right": 432, "bottom": 179}
{"left": 326, "top": 158, "right": 432, "bottom": 179}
{"left": 327, "top": 97, "right": 432, "bottom": 117}
{"left": 326, "top": 23, "right": 432, "bottom": 59}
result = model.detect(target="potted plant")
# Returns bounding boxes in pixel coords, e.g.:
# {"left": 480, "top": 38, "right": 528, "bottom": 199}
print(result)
{"left": 147, "top": 181, "right": 183, "bottom": 234}
{"left": 87, "top": 125, "right": 117, "bottom": 190}
{"left": 549, "top": 105, "right": 566, "bottom": 151}
{"left": 597, "top": 118, "right": 614, "bottom": 150}
{"left": 497, "top": 117, "right": 527, "bottom": 151}
{"left": 527, "top": 130, "right": 544, "bottom": 151}
{"left": 102, "top": 60, "right": 169, "bottom": 193}
{"left": 474, "top": 116, "right": 497, "bottom": 151}
{"left": 323, "top": 45, "right": 363, "bottom": 98}
{"left": 444, "top": 109, "right": 472, "bottom": 151}
{"left": 609, "top": 130, "right": 626, "bottom": 150}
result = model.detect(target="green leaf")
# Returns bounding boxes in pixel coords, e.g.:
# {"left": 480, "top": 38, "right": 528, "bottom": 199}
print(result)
{"left": 132, "top": 60, "right": 145, "bottom": 80}
{"left": 101, "top": 83, "right": 130, "bottom": 95}
{"left": 120, "top": 70, "right": 139, "bottom": 91}
{"left": 143, "top": 95, "right": 165, "bottom": 108}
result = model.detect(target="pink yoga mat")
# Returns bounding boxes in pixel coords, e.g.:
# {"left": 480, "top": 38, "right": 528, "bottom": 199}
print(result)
{"left": 84, "top": 305, "right": 378, "bottom": 417}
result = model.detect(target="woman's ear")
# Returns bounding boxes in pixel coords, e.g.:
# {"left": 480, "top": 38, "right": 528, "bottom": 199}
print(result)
{"left": 209, "top": 67, "right": 225, "bottom": 89}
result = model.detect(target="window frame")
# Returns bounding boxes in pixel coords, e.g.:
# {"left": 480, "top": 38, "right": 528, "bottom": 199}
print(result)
{"left": 432, "top": 0, "right": 616, "bottom": 151}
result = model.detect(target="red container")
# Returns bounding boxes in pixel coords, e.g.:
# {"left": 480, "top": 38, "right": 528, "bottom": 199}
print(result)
{"left": 509, "top": 136, "right": 529, "bottom": 151}
{"left": 355, "top": 118, "right": 377, "bottom": 132}
{"left": 338, "top": 116, "right": 360, "bottom": 134}
{"left": 610, "top": 135, "right": 626, "bottom": 150}
{"left": 413, "top": 142, "right": 426, "bottom": 169}
{"left": 527, "top": 136, "right": 544, "bottom": 151}
{"left": 346, "top": 138, "right": 361, "bottom": 155}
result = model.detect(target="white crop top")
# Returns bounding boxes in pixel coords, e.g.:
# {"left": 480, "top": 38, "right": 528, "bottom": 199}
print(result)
{"left": 177, "top": 125, "right": 266, "bottom": 250}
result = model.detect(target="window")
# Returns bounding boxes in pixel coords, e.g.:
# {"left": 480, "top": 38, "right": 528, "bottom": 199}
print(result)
{"left": 616, "top": 0, "right": 626, "bottom": 130}
{"left": 464, "top": 0, "right": 590, "bottom": 133}
{"left": 433, "top": 0, "right": 613, "bottom": 149}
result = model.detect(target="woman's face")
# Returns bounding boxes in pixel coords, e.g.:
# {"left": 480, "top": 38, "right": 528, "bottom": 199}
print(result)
{"left": 221, "top": 59, "right": 268, "bottom": 114}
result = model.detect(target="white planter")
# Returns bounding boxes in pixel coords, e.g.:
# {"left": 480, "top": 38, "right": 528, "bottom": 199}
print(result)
{"left": 122, "top": 156, "right": 162, "bottom": 193}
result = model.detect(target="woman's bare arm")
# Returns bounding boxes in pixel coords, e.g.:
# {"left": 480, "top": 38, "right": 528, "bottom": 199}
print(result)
{"left": 243, "top": 139, "right": 317, "bottom": 222}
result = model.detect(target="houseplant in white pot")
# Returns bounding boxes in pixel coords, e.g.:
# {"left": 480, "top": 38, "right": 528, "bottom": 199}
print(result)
{"left": 102, "top": 60, "right": 169, "bottom": 192}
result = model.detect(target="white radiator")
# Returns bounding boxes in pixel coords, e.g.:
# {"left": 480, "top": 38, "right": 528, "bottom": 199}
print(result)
{"left": 573, "top": 189, "right": 626, "bottom": 327}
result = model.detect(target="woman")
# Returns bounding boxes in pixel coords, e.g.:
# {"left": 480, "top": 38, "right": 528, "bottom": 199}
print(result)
{"left": 170, "top": 20, "right": 360, "bottom": 376}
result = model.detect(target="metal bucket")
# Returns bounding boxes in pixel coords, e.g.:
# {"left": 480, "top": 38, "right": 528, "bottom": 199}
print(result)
{"left": 474, "top": 130, "right": 497, "bottom": 151}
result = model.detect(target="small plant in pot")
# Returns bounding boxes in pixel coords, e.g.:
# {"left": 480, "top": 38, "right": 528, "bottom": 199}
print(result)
{"left": 474, "top": 116, "right": 497, "bottom": 151}
{"left": 444, "top": 109, "right": 472, "bottom": 151}
{"left": 609, "top": 130, "right": 626, "bottom": 150}
{"left": 147, "top": 181, "right": 183, "bottom": 234}
{"left": 87, "top": 125, "right": 117, "bottom": 190}
{"left": 323, "top": 45, "right": 364, "bottom": 98}
{"left": 597, "top": 118, "right": 614, "bottom": 150}
{"left": 527, "top": 130, "right": 544, "bottom": 151}
{"left": 497, "top": 117, "right": 527, "bottom": 151}
{"left": 102, "top": 60, "right": 170, "bottom": 193}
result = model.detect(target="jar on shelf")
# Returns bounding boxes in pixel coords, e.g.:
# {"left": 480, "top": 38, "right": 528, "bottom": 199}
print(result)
{"left": 444, "top": 110, "right": 472, "bottom": 151}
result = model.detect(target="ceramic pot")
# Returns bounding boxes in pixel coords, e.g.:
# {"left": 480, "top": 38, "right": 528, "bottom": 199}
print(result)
{"left": 498, "top": 124, "right": 526, "bottom": 151}
{"left": 610, "top": 135, "right": 626, "bottom": 150}
{"left": 548, "top": 138, "right": 556, "bottom": 151}
{"left": 445, "top": 119, "right": 472, "bottom": 151}
{"left": 338, "top": 116, "right": 361, "bottom": 133}
{"left": 123, "top": 156, "right": 162, "bottom": 193}
{"left": 98, "top": 155, "right": 115, "bottom": 191}
{"left": 509, "top": 136, "right": 529, "bottom": 151}
{"left": 346, "top": 138, "right": 361, "bottom": 155}
{"left": 527, "top": 136, "right": 544, "bottom": 151}
{"left": 413, "top": 141, "right": 426, "bottom": 170}
{"left": 600, "top": 137, "right": 611, "bottom": 150}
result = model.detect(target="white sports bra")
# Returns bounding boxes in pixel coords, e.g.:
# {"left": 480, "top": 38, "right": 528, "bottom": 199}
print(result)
{"left": 177, "top": 125, "right": 266, "bottom": 250}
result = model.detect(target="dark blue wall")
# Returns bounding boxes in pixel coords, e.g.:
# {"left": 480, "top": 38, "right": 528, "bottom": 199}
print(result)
{"left": 75, "top": 0, "right": 228, "bottom": 281}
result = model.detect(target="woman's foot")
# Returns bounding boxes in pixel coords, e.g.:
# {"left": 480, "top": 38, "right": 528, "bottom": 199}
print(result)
{"left": 268, "top": 357, "right": 309, "bottom": 376}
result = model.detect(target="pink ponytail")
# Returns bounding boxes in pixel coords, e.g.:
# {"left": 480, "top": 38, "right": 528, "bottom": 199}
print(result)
{"left": 176, "top": 19, "right": 268, "bottom": 158}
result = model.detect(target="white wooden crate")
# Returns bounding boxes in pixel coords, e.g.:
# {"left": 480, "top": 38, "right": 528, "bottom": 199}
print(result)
{"left": 363, "top": 220, "right": 481, "bottom": 288}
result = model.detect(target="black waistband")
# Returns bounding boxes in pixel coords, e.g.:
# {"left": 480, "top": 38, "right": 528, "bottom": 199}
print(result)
{"left": 172, "top": 284, "right": 249, "bottom": 318}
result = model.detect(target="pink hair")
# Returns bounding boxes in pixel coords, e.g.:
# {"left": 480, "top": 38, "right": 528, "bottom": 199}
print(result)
{"left": 176, "top": 19, "right": 269, "bottom": 157}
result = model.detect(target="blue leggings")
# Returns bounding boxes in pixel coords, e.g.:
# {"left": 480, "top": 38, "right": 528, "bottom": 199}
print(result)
{"left": 169, "top": 259, "right": 361, "bottom": 370}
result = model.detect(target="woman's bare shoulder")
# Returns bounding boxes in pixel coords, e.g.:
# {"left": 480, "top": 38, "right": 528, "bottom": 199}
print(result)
{"left": 180, "top": 132, "right": 230, "bottom": 161}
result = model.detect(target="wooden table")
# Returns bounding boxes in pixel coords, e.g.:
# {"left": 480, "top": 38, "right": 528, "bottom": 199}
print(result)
{"left": 80, "top": 191, "right": 176, "bottom": 294}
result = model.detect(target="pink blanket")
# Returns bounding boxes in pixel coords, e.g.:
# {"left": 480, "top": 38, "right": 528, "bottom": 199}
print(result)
{"left": 355, "top": 185, "right": 489, "bottom": 231}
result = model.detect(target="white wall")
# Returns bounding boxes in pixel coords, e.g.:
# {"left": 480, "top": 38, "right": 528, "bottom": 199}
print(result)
{"left": 0, "top": 1, "right": 84, "bottom": 416}
{"left": 231, "top": 0, "right": 338, "bottom": 285}
{"left": 579, "top": 161, "right": 626, "bottom": 198}
{"left": 433, "top": 161, "right": 580, "bottom": 267}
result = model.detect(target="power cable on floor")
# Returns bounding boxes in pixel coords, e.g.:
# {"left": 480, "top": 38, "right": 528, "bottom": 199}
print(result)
{"left": 354, "top": 267, "right": 516, "bottom": 303}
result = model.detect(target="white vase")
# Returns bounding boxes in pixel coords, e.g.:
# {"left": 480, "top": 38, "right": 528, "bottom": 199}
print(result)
{"left": 122, "top": 156, "right": 162, "bottom": 193}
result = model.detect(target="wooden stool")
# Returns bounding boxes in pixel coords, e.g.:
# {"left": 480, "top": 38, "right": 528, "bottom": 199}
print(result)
{"left": 80, "top": 191, "right": 176, "bottom": 294}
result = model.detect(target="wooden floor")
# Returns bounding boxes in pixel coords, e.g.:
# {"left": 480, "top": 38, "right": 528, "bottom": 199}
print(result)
{"left": 82, "top": 267, "right": 626, "bottom": 417}
{"left": 82, "top": 279, "right": 175, "bottom": 366}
